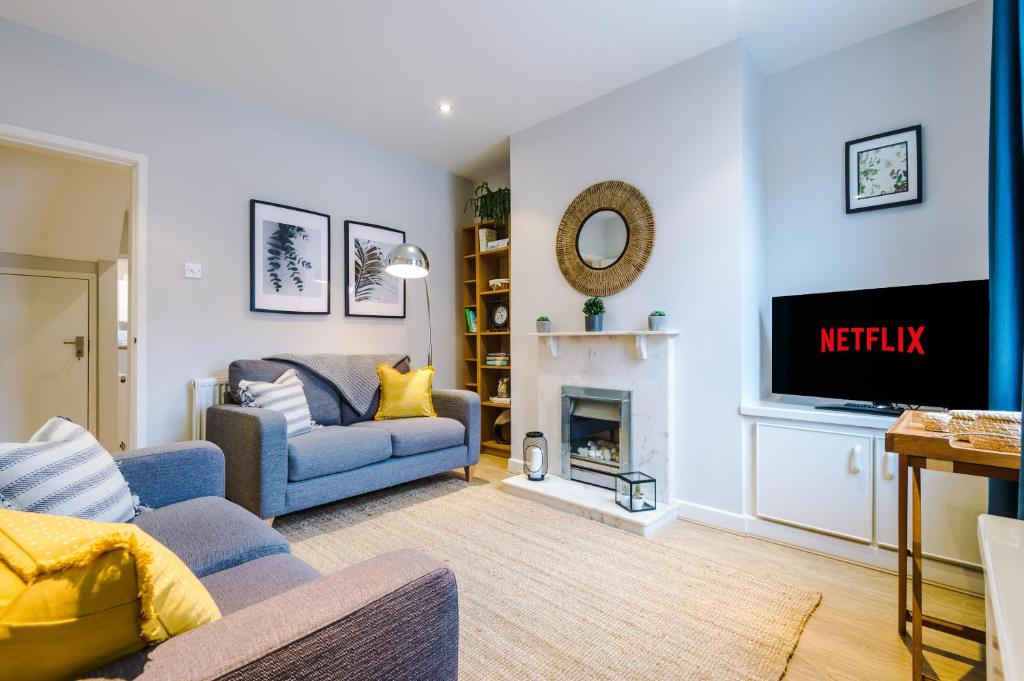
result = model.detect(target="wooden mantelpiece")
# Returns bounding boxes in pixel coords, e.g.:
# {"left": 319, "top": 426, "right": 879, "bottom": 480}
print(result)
{"left": 530, "top": 330, "right": 679, "bottom": 360}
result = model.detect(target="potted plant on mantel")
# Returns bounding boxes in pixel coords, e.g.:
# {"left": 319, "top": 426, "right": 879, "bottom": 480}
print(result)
{"left": 536, "top": 316, "right": 552, "bottom": 333}
{"left": 583, "top": 297, "right": 605, "bottom": 332}
{"left": 648, "top": 310, "right": 668, "bottom": 331}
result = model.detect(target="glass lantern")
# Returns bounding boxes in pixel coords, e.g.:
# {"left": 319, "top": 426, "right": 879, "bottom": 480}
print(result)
{"left": 522, "top": 431, "right": 547, "bottom": 481}
{"left": 615, "top": 471, "right": 656, "bottom": 512}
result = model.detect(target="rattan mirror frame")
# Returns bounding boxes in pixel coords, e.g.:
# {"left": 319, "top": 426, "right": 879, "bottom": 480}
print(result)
{"left": 556, "top": 180, "right": 655, "bottom": 296}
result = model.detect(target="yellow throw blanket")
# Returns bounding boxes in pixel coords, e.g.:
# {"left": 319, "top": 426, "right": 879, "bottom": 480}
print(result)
{"left": 0, "top": 509, "right": 221, "bottom": 681}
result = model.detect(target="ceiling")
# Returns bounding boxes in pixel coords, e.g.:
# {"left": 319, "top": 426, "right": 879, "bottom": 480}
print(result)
{"left": 0, "top": 0, "right": 976, "bottom": 179}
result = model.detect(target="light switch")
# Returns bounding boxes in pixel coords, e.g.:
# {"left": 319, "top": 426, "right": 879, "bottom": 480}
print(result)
{"left": 184, "top": 262, "right": 202, "bottom": 279}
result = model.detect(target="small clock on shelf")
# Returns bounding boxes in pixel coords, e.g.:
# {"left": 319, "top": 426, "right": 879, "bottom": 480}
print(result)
{"left": 487, "top": 300, "right": 509, "bottom": 331}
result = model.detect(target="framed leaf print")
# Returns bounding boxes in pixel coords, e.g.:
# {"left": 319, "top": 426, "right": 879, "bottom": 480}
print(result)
{"left": 250, "top": 200, "right": 330, "bottom": 314}
{"left": 845, "top": 125, "right": 922, "bottom": 214}
{"left": 344, "top": 221, "right": 406, "bottom": 318}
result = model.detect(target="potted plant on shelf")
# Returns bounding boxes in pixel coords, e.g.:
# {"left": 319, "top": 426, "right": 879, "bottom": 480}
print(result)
{"left": 464, "top": 181, "right": 511, "bottom": 227}
{"left": 536, "top": 316, "right": 552, "bottom": 333}
{"left": 648, "top": 310, "right": 668, "bottom": 331}
{"left": 583, "top": 297, "right": 605, "bottom": 332}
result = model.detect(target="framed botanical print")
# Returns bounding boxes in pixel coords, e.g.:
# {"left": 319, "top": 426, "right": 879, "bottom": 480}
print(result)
{"left": 845, "top": 125, "right": 922, "bottom": 214}
{"left": 344, "top": 221, "right": 406, "bottom": 318}
{"left": 250, "top": 200, "right": 330, "bottom": 314}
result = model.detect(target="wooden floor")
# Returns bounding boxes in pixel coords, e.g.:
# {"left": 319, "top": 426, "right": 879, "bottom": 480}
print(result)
{"left": 471, "top": 454, "right": 985, "bottom": 681}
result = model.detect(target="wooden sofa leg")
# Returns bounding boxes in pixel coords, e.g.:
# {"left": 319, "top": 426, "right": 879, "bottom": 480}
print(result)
{"left": 464, "top": 465, "right": 476, "bottom": 483}
{"left": 264, "top": 517, "right": 276, "bottom": 526}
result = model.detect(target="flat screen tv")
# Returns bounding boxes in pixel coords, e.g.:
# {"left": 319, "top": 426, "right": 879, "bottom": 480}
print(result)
{"left": 772, "top": 280, "right": 988, "bottom": 410}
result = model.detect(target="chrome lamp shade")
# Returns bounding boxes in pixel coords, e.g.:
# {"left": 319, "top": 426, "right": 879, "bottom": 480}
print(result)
{"left": 385, "top": 243, "right": 429, "bottom": 279}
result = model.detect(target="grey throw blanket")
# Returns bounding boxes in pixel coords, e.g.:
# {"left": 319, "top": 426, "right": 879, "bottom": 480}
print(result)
{"left": 266, "top": 353, "right": 409, "bottom": 416}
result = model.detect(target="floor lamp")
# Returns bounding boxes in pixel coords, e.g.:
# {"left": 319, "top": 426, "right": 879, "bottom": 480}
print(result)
{"left": 385, "top": 243, "right": 432, "bottom": 366}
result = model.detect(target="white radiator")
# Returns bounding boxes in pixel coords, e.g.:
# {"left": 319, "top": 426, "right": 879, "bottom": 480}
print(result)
{"left": 191, "top": 377, "right": 229, "bottom": 440}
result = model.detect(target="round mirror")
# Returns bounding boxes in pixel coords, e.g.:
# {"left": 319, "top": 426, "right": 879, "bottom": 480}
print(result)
{"left": 575, "top": 210, "right": 629, "bottom": 270}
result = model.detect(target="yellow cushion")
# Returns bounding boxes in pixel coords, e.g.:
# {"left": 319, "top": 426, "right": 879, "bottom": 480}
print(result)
{"left": 0, "top": 509, "right": 221, "bottom": 681}
{"left": 375, "top": 364, "right": 437, "bottom": 420}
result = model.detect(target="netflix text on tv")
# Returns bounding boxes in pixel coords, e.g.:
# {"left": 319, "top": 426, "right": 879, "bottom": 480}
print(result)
{"left": 772, "top": 280, "right": 988, "bottom": 409}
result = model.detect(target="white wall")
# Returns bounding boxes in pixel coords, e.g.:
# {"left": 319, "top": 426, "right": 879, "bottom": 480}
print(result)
{"left": 761, "top": 1, "right": 990, "bottom": 400}
{"left": 509, "top": 0, "right": 990, "bottom": 518}
{"left": 0, "top": 19, "right": 472, "bottom": 445}
{"left": 511, "top": 42, "right": 753, "bottom": 513}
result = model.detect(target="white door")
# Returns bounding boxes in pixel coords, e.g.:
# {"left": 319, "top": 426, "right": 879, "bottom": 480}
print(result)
{"left": 756, "top": 423, "right": 874, "bottom": 543}
{"left": 0, "top": 272, "right": 91, "bottom": 440}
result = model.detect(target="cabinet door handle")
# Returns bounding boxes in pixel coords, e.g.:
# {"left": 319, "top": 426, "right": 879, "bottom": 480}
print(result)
{"left": 848, "top": 445, "right": 862, "bottom": 474}
{"left": 882, "top": 451, "right": 896, "bottom": 481}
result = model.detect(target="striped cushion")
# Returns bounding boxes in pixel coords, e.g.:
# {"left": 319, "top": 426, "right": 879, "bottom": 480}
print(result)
{"left": 0, "top": 417, "right": 138, "bottom": 522}
{"left": 238, "top": 368, "right": 314, "bottom": 437}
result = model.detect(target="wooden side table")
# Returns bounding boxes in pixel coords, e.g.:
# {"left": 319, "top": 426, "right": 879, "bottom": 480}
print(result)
{"left": 885, "top": 411, "right": 1021, "bottom": 681}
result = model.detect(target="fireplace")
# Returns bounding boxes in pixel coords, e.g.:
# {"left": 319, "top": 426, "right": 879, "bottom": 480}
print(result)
{"left": 560, "top": 386, "right": 633, "bottom": 490}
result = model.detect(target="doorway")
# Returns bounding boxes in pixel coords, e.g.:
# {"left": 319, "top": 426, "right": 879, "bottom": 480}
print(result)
{"left": 0, "top": 123, "right": 148, "bottom": 448}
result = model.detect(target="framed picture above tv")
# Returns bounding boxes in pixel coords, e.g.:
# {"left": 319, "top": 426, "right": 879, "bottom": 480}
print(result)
{"left": 845, "top": 125, "right": 922, "bottom": 214}
{"left": 250, "top": 200, "right": 330, "bottom": 314}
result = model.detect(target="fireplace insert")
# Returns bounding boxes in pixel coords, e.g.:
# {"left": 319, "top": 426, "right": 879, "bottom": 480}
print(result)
{"left": 560, "top": 386, "right": 633, "bottom": 490}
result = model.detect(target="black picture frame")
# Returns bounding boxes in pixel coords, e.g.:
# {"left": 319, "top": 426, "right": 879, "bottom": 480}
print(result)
{"left": 250, "top": 199, "right": 331, "bottom": 314}
{"left": 344, "top": 220, "right": 407, "bottom": 318}
{"left": 845, "top": 124, "right": 923, "bottom": 214}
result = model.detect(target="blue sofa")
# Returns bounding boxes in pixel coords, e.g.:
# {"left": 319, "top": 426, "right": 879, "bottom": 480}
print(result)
{"left": 206, "top": 358, "right": 481, "bottom": 520}
{"left": 84, "top": 441, "right": 458, "bottom": 679}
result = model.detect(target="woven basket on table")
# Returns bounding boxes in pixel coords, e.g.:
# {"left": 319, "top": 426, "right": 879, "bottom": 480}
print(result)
{"left": 968, "top": 411, "right": 1021, "bottom": 453}
{"left": 947, "top": 410, "right": 982, "bottom": 441}
{"left": 921, "top": 412, "right": 952, "bottom": 433}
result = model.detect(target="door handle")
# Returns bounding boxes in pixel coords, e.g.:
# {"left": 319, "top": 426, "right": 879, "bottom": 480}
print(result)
{"left": 848, "top": 445, "right": 862, "bottom": 474}
{"left": 882, "top": 451, "right": 896, "bottom": 481}
{"left": 63, "top": 336, "right": 85, "bottom": 360}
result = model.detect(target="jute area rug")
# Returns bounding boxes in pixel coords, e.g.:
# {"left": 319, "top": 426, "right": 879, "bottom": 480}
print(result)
{"left": 276, "top": 477, "right": 821, "bottom": 680}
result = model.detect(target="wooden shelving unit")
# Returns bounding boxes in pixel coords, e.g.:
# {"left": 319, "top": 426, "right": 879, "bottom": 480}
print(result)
{"left": 459, "top": 218, "right": 511, "bottom": 459}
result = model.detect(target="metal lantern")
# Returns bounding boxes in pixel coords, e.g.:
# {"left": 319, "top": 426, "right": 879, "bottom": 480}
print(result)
{"left": 523, "top": 431, "right": 548, "bottom": 481}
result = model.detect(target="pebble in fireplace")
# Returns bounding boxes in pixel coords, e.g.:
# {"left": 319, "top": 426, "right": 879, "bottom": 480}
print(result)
{"left": 560, "top": 386, "right": 632, "bottom": 490}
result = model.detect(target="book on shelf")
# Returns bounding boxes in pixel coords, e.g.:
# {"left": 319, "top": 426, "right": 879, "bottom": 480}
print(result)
{"left": 489, "top": 396, "right": 511, "bottom": 405}
{"left": 478, "top": 228, "right": 497, "bottom": 252}
{"left": 485, "top": 238, "right": 509, "bottom": 250}
{"left": 464, "top": 308, "right": 477, "bottom": 333}
{"left": 485, "top": 352, "right": 509, "bottom": 365}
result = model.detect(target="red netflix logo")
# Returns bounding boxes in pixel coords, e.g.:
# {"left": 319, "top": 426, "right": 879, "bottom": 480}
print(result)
{"left": 820, "top": 326, "right": 925, "bottom": 355}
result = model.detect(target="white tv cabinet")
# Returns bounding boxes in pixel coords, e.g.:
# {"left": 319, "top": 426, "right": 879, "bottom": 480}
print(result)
{"left": 740, "top": 401, "right": 987, "bottom": 593}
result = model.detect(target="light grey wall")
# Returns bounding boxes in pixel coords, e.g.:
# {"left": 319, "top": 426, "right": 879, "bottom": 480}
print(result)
{"left": 0, "top": 19, "right": 472, "bottom": 445}
{"left": 761, "top": 1, "right": 990, "bottom": 401}
{"left": 510, "top": 42, "right": 752, "bottom": 513}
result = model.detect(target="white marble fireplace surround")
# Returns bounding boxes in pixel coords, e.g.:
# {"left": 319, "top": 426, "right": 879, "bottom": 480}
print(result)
{"left": 528, "top": 330, "right": 678, "bottom": 502}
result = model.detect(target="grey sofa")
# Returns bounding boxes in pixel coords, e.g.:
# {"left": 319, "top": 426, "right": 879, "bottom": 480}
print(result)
{"left": 206, "top": 358, "right": 481, "bottom": 520}
{"left": 85, "top": 441, "right": 459, "bottom": 680}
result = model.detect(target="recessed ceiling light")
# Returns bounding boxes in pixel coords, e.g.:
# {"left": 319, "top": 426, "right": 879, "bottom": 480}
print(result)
{"left": 438, "top": 102, "right": 453, "bottom": 114}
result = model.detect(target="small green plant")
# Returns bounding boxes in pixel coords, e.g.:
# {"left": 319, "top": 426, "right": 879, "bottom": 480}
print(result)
{"left": 649, "top": 310, "right": 667, "bottom": 317}
{"left": 582, "top": 297, "right": 605, "bottom": 316}
{"left": 464, "top": 181, "right": 511, "bottom": 226}
{"left": 536, "top": 315, "right": 550, "bottom": 321}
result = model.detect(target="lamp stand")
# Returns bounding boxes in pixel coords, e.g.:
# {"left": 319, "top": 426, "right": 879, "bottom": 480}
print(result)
{"left": 424, "top": 277, "right": 433, "bottom": 367}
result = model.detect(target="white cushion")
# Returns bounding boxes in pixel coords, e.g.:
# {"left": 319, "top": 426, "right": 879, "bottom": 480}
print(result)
{"left": 0, "top": 417, "right": 138, "bottom": 522}
{"left": 238, "top": 368, "right": 315, "bottom": 437}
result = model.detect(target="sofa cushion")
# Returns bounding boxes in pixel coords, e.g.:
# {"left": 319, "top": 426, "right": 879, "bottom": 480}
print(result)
{"left": 131, "top": 496, "right": 289, "bottom": 578}
{"left": 200, "top": 553, "right": 321, "bottom": 616}
{"left": 352, "top": 417, "right": 465, "bottom": 457}
{"left": 229, "top": 359, "right": 342, "bottom": 426}
{"left": 287, "top": 426, "right": 391, "bottom": 482}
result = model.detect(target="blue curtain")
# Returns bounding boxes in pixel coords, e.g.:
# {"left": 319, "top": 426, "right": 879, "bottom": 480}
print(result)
{"left": 989, "top": 0, "right": 1024, "bottom": 518}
